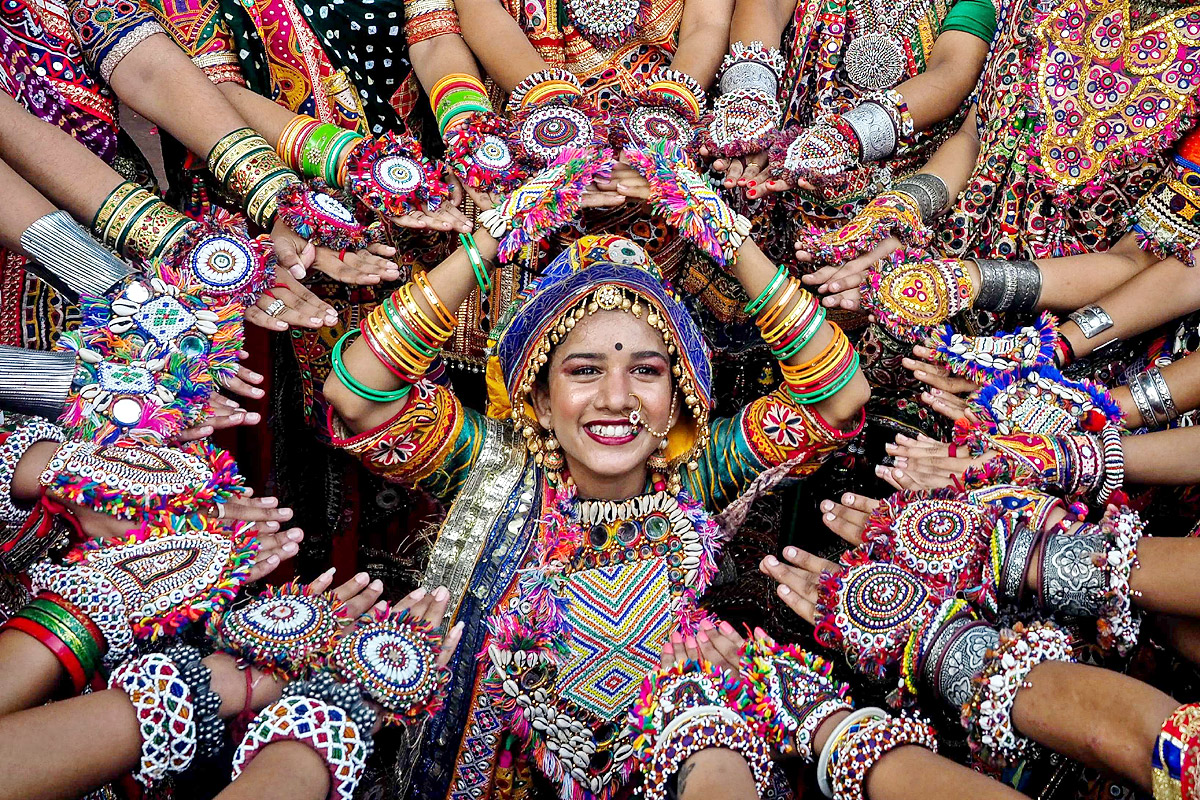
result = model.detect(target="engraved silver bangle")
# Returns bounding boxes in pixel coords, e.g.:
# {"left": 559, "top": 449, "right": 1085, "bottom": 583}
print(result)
{"left": 0, "top": 347, "right": 77, "bottom": 420}
{"left": 923, "top": 617, "right": 1000, "bottom": 710}
{"left": 842, "top": 101, "right": 897, "bottom": 163}
{"left": 719, "top": 59, "right": 778, "bottom": 97}
{"left": 971, "top": 259, "right": 1007, "bottom": 311}
{"left": 1145, "top": 366, "right": 1179, "bottom": 423}
{"left": 19, "top": 211, "right": 132, "bottom": 301}
{"left": 1068, "top": 305, "right": 1115, "bottom": 339}
{"left": 1139, "top": 369, "right": 1169, "bottom": 426}
{"left": 1038, "top": 531, "right": 1107, "bottom": 617}
{"left": 1008, "top": 259, "right": 1043, "bottom": 313}
{"left": 1129, "top": 371, "right": 1162, "bottom": 428}
{"left": 892, "top": 174, "right": 950, "bottom": 222}
{"left": 1001, "top": 520, "right": 1038, "bottom": 604}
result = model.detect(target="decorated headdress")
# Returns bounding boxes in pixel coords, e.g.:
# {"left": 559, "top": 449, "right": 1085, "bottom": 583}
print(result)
{"left": 488, "top": 235, "right": 713, "bottom": 481}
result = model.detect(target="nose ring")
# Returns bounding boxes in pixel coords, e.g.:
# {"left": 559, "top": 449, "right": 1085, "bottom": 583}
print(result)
{"left": 627, "top": 393, "right": 675, "bottom": 439}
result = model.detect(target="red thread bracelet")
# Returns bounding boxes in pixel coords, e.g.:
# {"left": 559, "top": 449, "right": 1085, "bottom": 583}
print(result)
{"left": 338, "top": 248, "right": 348, "bottom": 261}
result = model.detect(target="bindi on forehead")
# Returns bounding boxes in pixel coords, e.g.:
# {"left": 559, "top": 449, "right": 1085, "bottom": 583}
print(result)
{"left": 614, "top": 343, "right": 623, "bottom": 351}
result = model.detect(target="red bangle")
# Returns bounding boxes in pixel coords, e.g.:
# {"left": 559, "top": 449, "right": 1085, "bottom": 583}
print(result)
{"left": 338, "top": 248, "right": 348, "bottom": 261}
{"left": 359, "top": 319, "right": 414, "bottom": 381}
{"left": 38, "top": 591, "right": 107, "bottom": 657}
{"left": 3, "top": 616, "right": 87, "bottom": 694}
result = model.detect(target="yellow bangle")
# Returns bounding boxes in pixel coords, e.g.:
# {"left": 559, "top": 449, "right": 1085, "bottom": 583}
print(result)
{"left": 397, "top": 284, "right": 454, "bottom": 342}
{"left": 756, "top": 278, "right": 801, "bottom": 333}
{"left": 781, "top": 326, "right": 849, "bottom": 383}
{"left": 761, "top": 290, "right": 815, "bottom": 345}
{"left": 411, "top": 271, "right": 458, "bottom": 331}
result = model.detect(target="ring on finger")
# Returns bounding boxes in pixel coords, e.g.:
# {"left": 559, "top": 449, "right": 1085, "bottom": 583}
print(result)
{"left": 216, "top": 503, "right": 226, "bottom": 519}
{"left": 264, "top": 298, "right": 287, "bottom": 318}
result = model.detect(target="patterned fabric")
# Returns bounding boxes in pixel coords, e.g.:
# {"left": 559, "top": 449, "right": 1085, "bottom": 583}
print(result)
{"left": 215, "top": 0, "right": 368, "bottom": 131}
{"left": 327, "top": 380, "right": 476, "bottom": 498}
{"left": 775, "top": 0, "right": 970, "bottom": 229}
{"left": 939, "top": 0, "right": 1191, "bottom": 261}
{"left": 498, "top": 0, "right": 682, "bottom": 114}
{"left": 141, "top": 0, "right": 244, "bottom": 84}
{"left": 66, "top": 0, "right": 164, "bottom": 82}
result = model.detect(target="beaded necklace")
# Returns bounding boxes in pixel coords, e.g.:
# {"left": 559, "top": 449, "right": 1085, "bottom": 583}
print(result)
{"left": 483, "top": 470, "right": 722, "bottom": 799}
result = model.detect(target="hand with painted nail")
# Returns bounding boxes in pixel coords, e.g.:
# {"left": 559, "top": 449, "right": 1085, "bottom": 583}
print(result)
{"left": 693, "top": 618, "right": 746, "bottom": 673}
{"left": 270, "top": 218, "right": 318, "bottom": 280}
{"left": 245, "top": 525, "right": 304, "bottom": 582}
{"left": 246, "top": 267, "right": 339, "bottom": 332}
{"left": 173, "top": 393, "right": 262, "bottom": 442}
{"left": 877, "top": 432, "right": 993, "bottom": 492}
{"left": 903, "top": 345, "right": 981, "bottom": 421}
{"left": 797, "top": 236, "right": 903, "bottom": 312}
{"left": 818, "top": 492, "right": 881, "bottom": 546}
{"left": 309, "top": 241, "right": 403, "bottom": 285}
{"left": 306, "top": 568, "right": 388, "bottom": 620}
{"left": 759, "top": 548, "right": 840, "bottom": 626}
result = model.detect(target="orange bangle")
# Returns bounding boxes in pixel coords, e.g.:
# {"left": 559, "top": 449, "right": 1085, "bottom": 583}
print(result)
{"left": 412, "top": 271, "right": 457, "bottom": 331}
{"left": 756, "top": 278, "right": 801, "bottom": 333}
{"left": 761, "top": 290, "right": 816, "bottom": 345}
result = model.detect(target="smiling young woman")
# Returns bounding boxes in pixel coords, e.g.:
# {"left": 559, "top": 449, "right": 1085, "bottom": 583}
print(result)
{"left": 322, "top": 178, "right": 868, "bottom": 799}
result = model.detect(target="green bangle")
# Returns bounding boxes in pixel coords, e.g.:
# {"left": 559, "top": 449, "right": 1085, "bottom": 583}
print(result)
{"left": 785, "top": 351, "right": 860, "bottom": 405}
{"left": 460, "top": 232, "right": 492, "bottom": 294}
{"left": 332, "top": 330, "right": 414, "bottom": 402}
{"left": 301, "top": 124, "right": 343, "bottom": 179}
{"left": 147, "top": 217, "right": 196, "bottom": 259}
{"left": 745, "top": 263, "right": 789, "bottom": 316}
{"left": 772, "top": 305, "right": 827, "bottom": 361}
{"left": 438, "top": 101, "right": 491, "bottom": 136}
{"left": 435, "top": 88, "right": 487, "bottom": 118}
{"left": 325, "top": 131, "right": 364, "bottom": 186}
{"left": 20, "top": 602, "right": 101, "bottom": 678}
{"left": 382, "top": 296, "right": 439, "bottom": 357}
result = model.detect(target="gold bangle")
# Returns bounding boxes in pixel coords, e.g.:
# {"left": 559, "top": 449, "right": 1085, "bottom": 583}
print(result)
{"left": 761, "top": 290, "right": 815, "bottom": 345}
{"left": 367, "top": 307, "right": 436, "bottom": 375}
{"left": 124, "top": 203, "right": 192, "bottom": 261}
{"left": 397, "top": 284, "right": 453, "bottom": 342}
{"left": 756, "top": 278, "right": 801, "bottom": 332}
{"left": 206, "top": 127, "right": 259, "bottom": 174}
{"left": 246, "top": 172, "right": 298, "bottom": 229}
{"left": 92, "top": 181, "right": 139, "bottom": 236}
{"left": 411, "top": 271, "right": 458, "bottom": 331}
{"left": 780, "top": 326, "right": 849, "bottom": 383}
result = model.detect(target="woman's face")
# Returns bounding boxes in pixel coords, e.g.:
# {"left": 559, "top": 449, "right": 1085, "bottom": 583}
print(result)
{"left": 532, "top": 309, "right": 678, "bottom": 500}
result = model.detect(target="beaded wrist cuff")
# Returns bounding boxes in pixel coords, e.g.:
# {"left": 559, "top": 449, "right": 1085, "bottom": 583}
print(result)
{"left": 327, "top": 606, "right": 447, "bottom": 724}
{"left": 443, "top": 112, "right": 526, "bottom": 193}
{"left": 161, "top": 222, "right": 273, "bottom": 305}
{"left": 1128, "top": 154, "right": 1200, "bottom": 267}
{"left": 864, "top": 250, "right": 974, "bottom": 342}
{"left": 231, "top": 692, "right": 371, "bottom": 800}
{"left": 962, "top": 621, "right": 1073, "bottom": 770}
{"left": 20, "top": 210, "right": 132, "bottom": 301}
{"left": 38, "top": 438, "right": 242, "bottom": 519}
{"left": 0, "top": 418, "right": 65, "bottom": 527}
{"left": 109, "top": 653, "right": 198, "bottom": 785}
{"left": 210, "top": 580, "right": 349, "bottom": 678}
{"left": 827, "top": 713, "right": 938, "bottom": 800}
{"left": 814, "top": 558, "right": 940, "bottom": 680}
{"left": 344, "top": 132, "right": 449, "bottom": 216}
{"left": 163, "top": 643, "right": 225, "bottom": 760}
{"left": 738, "top": 638, "right": 852, "bottom": 762}
{"left": 630, "top": 660, "right": 772, "bottom": 800}
{"left": 932, "top": 311, "right": 1059, "bottom": 382}
{"left": 1093, "top": 506, "right": 1144, "bottom": 655}
{"left": 508, "top": 69, "right": 582, "bottom": 109}
{"left": 27, "top": 561, "right": 135, "bottom": 666}
{"left": 276, "top": 180, "right": 381, "bottom": 251}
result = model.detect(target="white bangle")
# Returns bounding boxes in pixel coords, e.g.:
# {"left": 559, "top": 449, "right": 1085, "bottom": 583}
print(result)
{"left": 816, "top": 706, "right": 887, "bottom": 798}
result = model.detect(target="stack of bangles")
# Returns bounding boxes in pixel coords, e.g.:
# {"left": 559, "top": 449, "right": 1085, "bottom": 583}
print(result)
{"left": 275, "top": 114, "right": 365, "bottom": 188}
{"left": 2, "top": 591, "right": 108, "bottom": 694}
{"left": 206, "top": 127, "right": 299, "bottom": 229}
{"left": 818, "top": 709, "right": 938, "bottom": 800}
{"left": 508, "top": 68, "right": 583, "bottom": 110}
{"left": 334, "top": 271, "right": 458, "bottom": 401}
{"left": 92, "top": 181, "right": 194, "bottom": 261}
{"left": 431, "top": 73, "right": 491, "bottom": 138}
